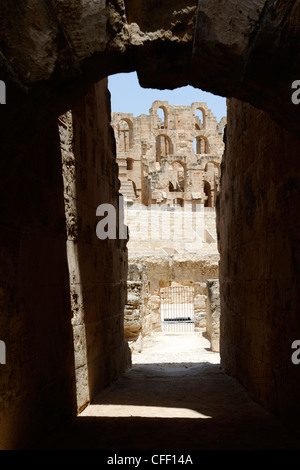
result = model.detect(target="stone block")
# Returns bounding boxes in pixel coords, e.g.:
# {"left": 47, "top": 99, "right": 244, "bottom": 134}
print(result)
{"left": 206, "top": 279, "right": 220, "bottom": 352}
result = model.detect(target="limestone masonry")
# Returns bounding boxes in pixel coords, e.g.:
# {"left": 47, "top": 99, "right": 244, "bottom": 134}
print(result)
{"left": 1, "top": 0, "right": 300, "bottom": 449}
{"left": 111, "top": 101, "right": 226, "bottom": 350}
{"left": 112, "top": 101, "right": 226, "bottom": 209}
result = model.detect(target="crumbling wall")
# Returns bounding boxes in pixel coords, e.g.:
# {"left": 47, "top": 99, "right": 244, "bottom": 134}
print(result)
{"left": 219, "top": 98, "right": 300, "bottom": 430}
{"left": 112, "top": 101, "right": 225, "bottom": 207}
{"left": 206, "top": 279, "right": 220, "bottom": 352}
{"left": 125, "top": 255, "right": 219, "bottom": 342}
{"left": 125, "top": 263, "right": 152, "bottom": 352}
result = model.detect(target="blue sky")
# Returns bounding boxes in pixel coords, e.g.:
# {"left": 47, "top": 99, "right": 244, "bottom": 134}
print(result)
{"left": 108, "top": 72, "right": 227, "bottom": 123}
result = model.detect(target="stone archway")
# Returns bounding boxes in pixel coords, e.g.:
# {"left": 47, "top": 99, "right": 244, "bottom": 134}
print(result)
{"left": 1, "top": 1, "right": 299, "bottom": 136}
{"left": 1, "top": 0, "right": 300, "bottom": 449}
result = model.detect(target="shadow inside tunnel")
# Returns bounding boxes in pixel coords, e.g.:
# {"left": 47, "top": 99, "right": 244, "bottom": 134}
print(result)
{"left": 35, "top": 361, "right": 300, "bottom": 451}
{"left": 89, "top": 362, "right": 227, "bottom": 412}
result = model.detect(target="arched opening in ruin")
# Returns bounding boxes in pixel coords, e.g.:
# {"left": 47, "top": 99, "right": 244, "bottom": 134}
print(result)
{"left": 173, "top": 197, "right": 184, "bottom": 207}
{"left": 118, "top": 118, "right": 134, "bottom": 152}
{"left": 194, "top": 135, "right": 209, "bottom": 155}
{"left": 109, "top": 76, "right": 224, "bottom": 374}
{"left": 157, "top": 106, "right": 168, "bottom": 129}
{"left": 204, "top": 161, "right": 220, "bottom": 178}
{"left": 155, "top": 134, "right": 173, "bottom": 164}
{"left": 195, "top": 107, "right": 206, "bottom": 129}
{"left": 126, "top": 157, "right": 134, "bottom": 171}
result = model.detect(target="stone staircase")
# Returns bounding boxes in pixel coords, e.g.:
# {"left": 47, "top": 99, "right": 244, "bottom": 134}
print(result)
{"left": 117, "top": 156, "right": 137, "bottom": 202}
{"left": 120, "top": 179, "right": 137, "bottom": 203}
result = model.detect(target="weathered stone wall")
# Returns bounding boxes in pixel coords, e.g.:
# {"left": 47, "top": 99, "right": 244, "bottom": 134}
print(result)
{"left": 219, "top": 98, "right": 300, "bottom": 430}
{"left": 0, "top": 79, "right": 131, "bottom": 449}
{"left": 59, "top": 79, "right": 131, "bottom": 410}
{"left": 0, "top": 102, "right": 77, "bottom": 449}
{"left": 125, "top": 263, "right": 152, "bottom": 350}
{"left": 1, "top": 1, "right": 299, "bottom": 138}
{"left": 112, "top": 101, "right": 225, "bottom": 207}
{"left": 125, "top": 254, "right": 219, "bottom": 342}
{"left": 206, "top": 279, "right": 220, "bottom": 352}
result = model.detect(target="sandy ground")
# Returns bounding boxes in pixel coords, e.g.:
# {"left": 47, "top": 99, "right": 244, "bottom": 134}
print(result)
{"left": 131, "top": 330, "right": 220, "bottom": 365}
{"left": 38, "top": 331, "right": 300, "bottom": 451}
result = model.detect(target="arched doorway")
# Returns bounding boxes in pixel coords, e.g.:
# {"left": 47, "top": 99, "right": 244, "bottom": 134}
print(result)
{"left": 155, "top": 134, "right": 173, "bottom": 164}
{"left": 118, "top": 118, "right": 134, "bottom": 152}
{"left": 194, "top": 135, "right": 209, "bottom": 155}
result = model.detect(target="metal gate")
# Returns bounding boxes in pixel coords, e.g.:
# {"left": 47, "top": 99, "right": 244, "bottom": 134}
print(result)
{"left": 160, "top": 285, "right": 195, "bottom": 333}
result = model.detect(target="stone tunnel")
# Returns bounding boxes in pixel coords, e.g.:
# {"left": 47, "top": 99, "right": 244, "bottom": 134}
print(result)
{"left": 0, "top": 0, "right": 300, "bottom": 450}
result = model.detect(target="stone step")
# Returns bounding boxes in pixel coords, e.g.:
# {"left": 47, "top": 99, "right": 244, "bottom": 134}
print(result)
{"left": 120, "top": 180, "right": 137, "bottom": 202}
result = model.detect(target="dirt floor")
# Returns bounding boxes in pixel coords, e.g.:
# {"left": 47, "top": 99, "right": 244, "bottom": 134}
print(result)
{"left": 38, "top": 330, "right": 300, "bottom": 451}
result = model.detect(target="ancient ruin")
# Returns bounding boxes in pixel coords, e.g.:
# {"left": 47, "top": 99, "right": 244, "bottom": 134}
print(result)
{"left": 111, "top": 101, "right": 225, "bottom": 349}
{"left": 112, "top": 101, "right": 225, "bottom": 208}
{"left": 0, "top": 0, "right": 300, "bottom": 451}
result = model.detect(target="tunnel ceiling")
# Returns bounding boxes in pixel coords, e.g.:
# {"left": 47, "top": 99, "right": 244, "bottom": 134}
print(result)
{"left": 0, "top": 0, "right": 300, "bottom": 135}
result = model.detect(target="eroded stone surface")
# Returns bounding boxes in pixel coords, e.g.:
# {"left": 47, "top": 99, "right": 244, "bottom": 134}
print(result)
{"left": 0, "top": 1, "right": 300, "bottom": 135}
{"left": 218, "top": 97, "right": 300, "bottom": 429}
{"left": 59, "top": 80, "right": 131, "bottom": 412}
{"left": 206, "top": 279, "right": 220, "bottom": 353}
{"left": 1, "top": 0, "right": 300, "bottom": 451}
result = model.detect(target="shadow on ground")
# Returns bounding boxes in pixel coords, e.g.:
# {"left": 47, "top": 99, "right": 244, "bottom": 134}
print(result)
{"left": 36, "top": 361, "right": 300, "bottom": 451}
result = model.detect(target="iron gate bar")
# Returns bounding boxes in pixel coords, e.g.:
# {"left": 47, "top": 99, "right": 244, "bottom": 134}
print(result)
{"left": 160, "top": 285, "right": 195, "bottom": 333}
